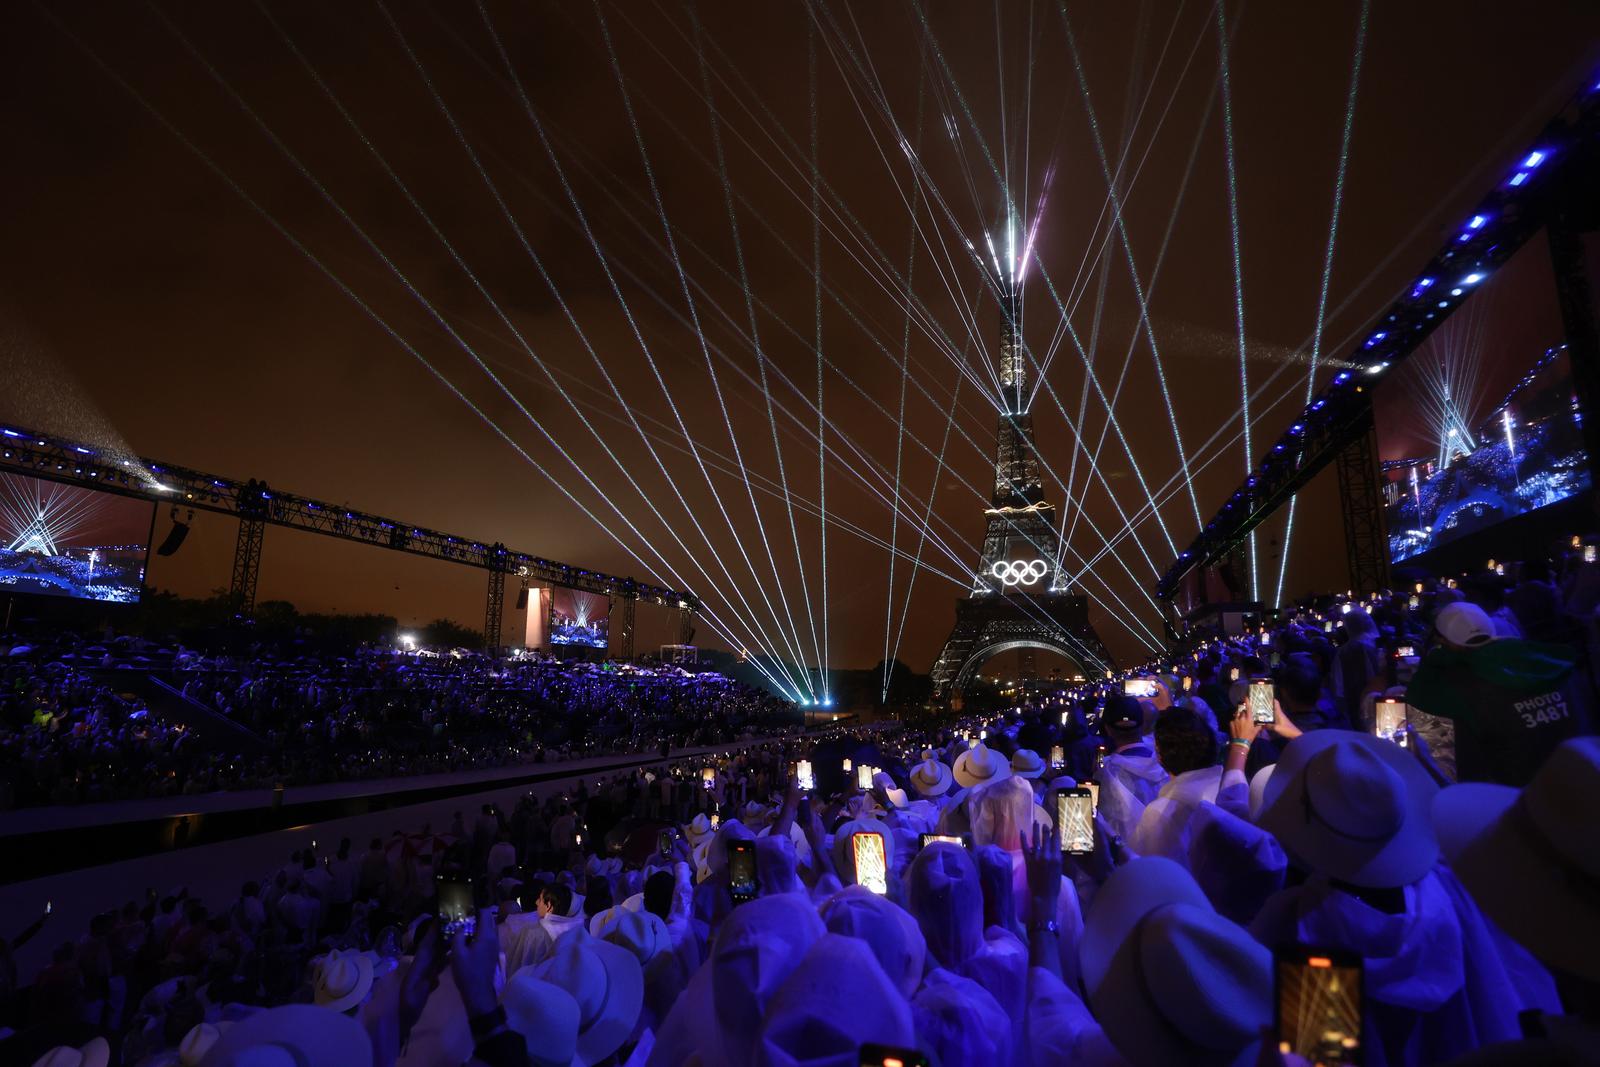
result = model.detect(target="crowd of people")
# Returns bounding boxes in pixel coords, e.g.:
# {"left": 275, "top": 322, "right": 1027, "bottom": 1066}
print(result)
{"left": 0, "top": 635, "right": 797, "bottom": 809}
{"left": 3, "top": 544, "right": 1599, "bottom": 1065}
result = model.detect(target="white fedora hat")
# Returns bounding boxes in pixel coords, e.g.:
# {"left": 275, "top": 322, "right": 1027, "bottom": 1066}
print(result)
{"left": 501, "top": 972, "right": 583, "bottom": 1067}
{"left": 1010, "top": 748, "right": 1047, "bottom": 780}
{"left": 1080, "top": 857, "right": 1270, "bottom": 1067}
{"left": 30, "top": 1039, "right": 109, "bottom": 1067}
{"left": 951, "top": 742, "right": 1011, "bottom": 790}
{"left": 527, "top": 930, "right": 644, "bottom": 1065}
{"left": 1433, "top": 736, "right": 1600, "bottom": 980}
{"left": 198, "top": 1004, "right": 372, "bottom": 1067}
{"left": 311, "top": 949, "right": 375, "bottom": 1015}
{"left": 1258, "top": 729, "right": 1439, "bottom": 888}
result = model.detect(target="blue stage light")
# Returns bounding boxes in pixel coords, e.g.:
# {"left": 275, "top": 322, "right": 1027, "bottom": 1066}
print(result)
{"left": 1523, "top": 150, "right": 1547, "bottom": 169}
{"left": 1, "top": 430, "right": 19, "bottom": 438}
{"left": 1462, "top": 272, "right": 1486, "bottom": 286}
{"left": 1509, "top": 172, "right": 1529, "bottom": 187}
{"left": 1364, "top": 331, "right": 1387, "bottom": 348}
{"left": 1411, "top": 278, "right": 1435, "bottom": 299}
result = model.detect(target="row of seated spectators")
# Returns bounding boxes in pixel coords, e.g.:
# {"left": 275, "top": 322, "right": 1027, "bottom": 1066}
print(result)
{"left": 0, "top": 632, "right": 797, "bottom": 809}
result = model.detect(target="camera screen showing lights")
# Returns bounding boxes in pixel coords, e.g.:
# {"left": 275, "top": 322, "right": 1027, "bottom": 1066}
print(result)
{"left": 1376, "top": 233, "right": 1590, "bottom": 565}
{"left": 0, "top": 473, "right": 153, "bottom": 603}
{"left": 550, "top": 586, "right": 609, "bottom": 648}
{"left": 1381, "top": 346, "right": 1589, "bottom": 563}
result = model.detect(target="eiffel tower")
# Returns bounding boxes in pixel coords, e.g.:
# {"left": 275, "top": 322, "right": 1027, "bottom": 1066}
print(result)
{"left": 929, "top": 290, "right": 1114, "bottom": 701}
{"left": 6, "top": 512, "right": 58, "bottom": 556}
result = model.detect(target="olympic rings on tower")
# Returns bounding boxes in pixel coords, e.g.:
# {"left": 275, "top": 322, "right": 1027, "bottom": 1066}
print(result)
{"left": 989, "top": 559, "right": 1049, "bottom": 586}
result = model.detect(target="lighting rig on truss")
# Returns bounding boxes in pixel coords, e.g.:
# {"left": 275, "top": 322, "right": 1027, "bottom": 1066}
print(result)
{"left": 1157, "top": 72, "right": 1600, "bottom": 603}
{"left": 0, "top": 425, "right": 698, "bottom": 653}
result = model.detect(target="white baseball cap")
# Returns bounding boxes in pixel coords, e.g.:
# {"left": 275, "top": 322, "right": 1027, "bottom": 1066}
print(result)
{"left": 1435, "top": 601, "right": 1495, "bottom": 648}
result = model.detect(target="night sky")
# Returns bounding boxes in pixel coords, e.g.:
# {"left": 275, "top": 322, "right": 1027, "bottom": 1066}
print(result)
{"left": 3, "top": 1, "right": 1599, "bottom": 685}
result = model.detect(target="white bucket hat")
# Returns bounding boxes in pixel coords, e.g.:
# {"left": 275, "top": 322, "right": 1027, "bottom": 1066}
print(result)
{"left": 1010, "top": 748, "right": 1047, "bottom": 780}
{"left": 1258, "top": 730, "right": 1439, "bottom": 888}
{"left": 30, "top": 1039, "right": 110, "bottom": 1067}
{"left": 1433, "top": 736, "right": 1600, "bottom": 980}
{"left": 952, "top": 742, "right": 1012, "bottom": 790}
{"left": 526, "top": 930, "right": 644, "bottom": 1065}
{"left": 197, "top": 1004, "right": 373, "bottom": 1067}
{"left": 1080, "top": 857, "right": 1271, "bottom": 1067}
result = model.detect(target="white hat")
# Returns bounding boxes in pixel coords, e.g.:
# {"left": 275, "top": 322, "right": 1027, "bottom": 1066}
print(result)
{"left": 755, "top": 935, "right": 915, "bottom": 1067}
{"left": 683, "top": 813, "right": 714, "bottom": 846}
{"left": 1080, "top": 857, "right": 1271, "bottom": 1067}
{"left": 527, "top": 931, "right": 644, "bottom": 1065}
{"left": 952, "top": 742, "right": 1012, "bottom": 790}
{"left": 1435, "top": 601, "right": 1496, "bottom": 647}
{"left": 501, "top": 972, "right": 582, "bottom": 1067}
{"left": 871, "top": 770, "right": 909, "bottom": 809}
{"left": 30, "top": 1039, "right": 110, "bottom": 1067}
{"left": 1258, "top": 729, "right": 1439, "bottom": 888}
{"left": 1433, "top": 737, "right": 1600, "bottom": 979}
{"left": 311, "top": 949, "right": 375, "bottom": 1014}
{"left": 599, "top": 909, "right": 671, "bottom": 967}
{"left": 1247, "top": 764, "right": 1275, "bottom": 821}
{"left": 179, "top": 1022, "right": 228, "bottom": 1067}
{"left": 197, "top": 1004, "right": 373, "bottom": 1067}
{"left": 1010, "top": 748, "right": 1046, "bottom": 780}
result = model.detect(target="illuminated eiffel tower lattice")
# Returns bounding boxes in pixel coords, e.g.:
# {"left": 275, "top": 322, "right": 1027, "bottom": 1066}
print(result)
{"left": 6, "top": 513, "right": 59, "bottom": 556}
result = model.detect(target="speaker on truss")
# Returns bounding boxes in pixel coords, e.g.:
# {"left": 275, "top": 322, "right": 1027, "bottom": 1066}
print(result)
{"left": 515, "top": 584, "right": 529, "bottom": 611}
{"left": 155, "top": 509, "right": 193, "bottom": 557}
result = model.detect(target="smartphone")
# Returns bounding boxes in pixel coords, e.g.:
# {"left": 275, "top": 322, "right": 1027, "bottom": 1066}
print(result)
{"left": 1093, "top": 746, "right": 1108, "bottom": 777}
{"left": 1374, "top": 699, "right": 1407, "bottom": 743}
{"left": 1248, "top": 679, "right": 1276, "bottom": 726}
{"left": 795, "top": 759, "right": 815, "bottom": 792}
{"left": 702, "top": 768, "right": 715, "bottom": 790}
{"left": 436, "top": 873, "right": 476, "bottom": 940}
{"left": 710, "top": 813, "right": 720, "bottom": 830}
{"left": 1123, "top": 677, "right": 1157, "bottom": 698}
{"left": 859, "top": 1044, "right": 930, "bottom": 1067}
{"left": 1324, "top": 620, "right": 1334, "bottom": 633}
{"left": 728, "top": 840, "right": 758, "bottom": 904}
{"left": 45, "top": 900, "right": 52, "bottom": 914}
{"left": 857, "top": 763, "right": 874, "bottom": 790}
{"left": 1049, "top": 744, "right": 1064, "bottom": 767}
{"left": 1276, "top": 945, "right": 1363, "bottom": 1065}
{"left": 658, "top": 829, "right": 677, "bottom": 857}
{"left": 1229, "top": 666, "right": 1241, "bottom": 682}
{"left": 852, "top": 832, "right": 889, "bottom": 894}
{"left": 1182, "top": 675, "right": 1193, "bottom": 692}
{"left": 843, "top": 758, "right": 853, "bottom": 773}
{"left": 1587, "top": 545, "right": 1596, "bottom": 564}
{"left": 1261, "top": 632, "right": 1272, "bottom": 646}
{"left": 1084, "top": 780, "right": 1099, "bottom": 812}
{"left": 1057, "top": 789, "right": 1095, "bottom": 854}
{"left": 919, "top": 833, "right": 967, "bottom": 849}
{"left": 1395, "top": 645, "right": 1415, "bottom": 658}
{"left": 1408, "top": 594, "right": 1420, "bottom": 610}
{"left": 1269, "top": 652, "right": 1282, "bottom": 669}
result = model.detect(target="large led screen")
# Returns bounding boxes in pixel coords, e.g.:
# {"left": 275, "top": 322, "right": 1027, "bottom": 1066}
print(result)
{"left": 1376, "top": 235, "right": 1588, "bottom": 564}
{"left": 0, "top": 473, "right": 153, "bottom": 603}
{"left": 550, "top": 587, "right": 609, "bottom": 649}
